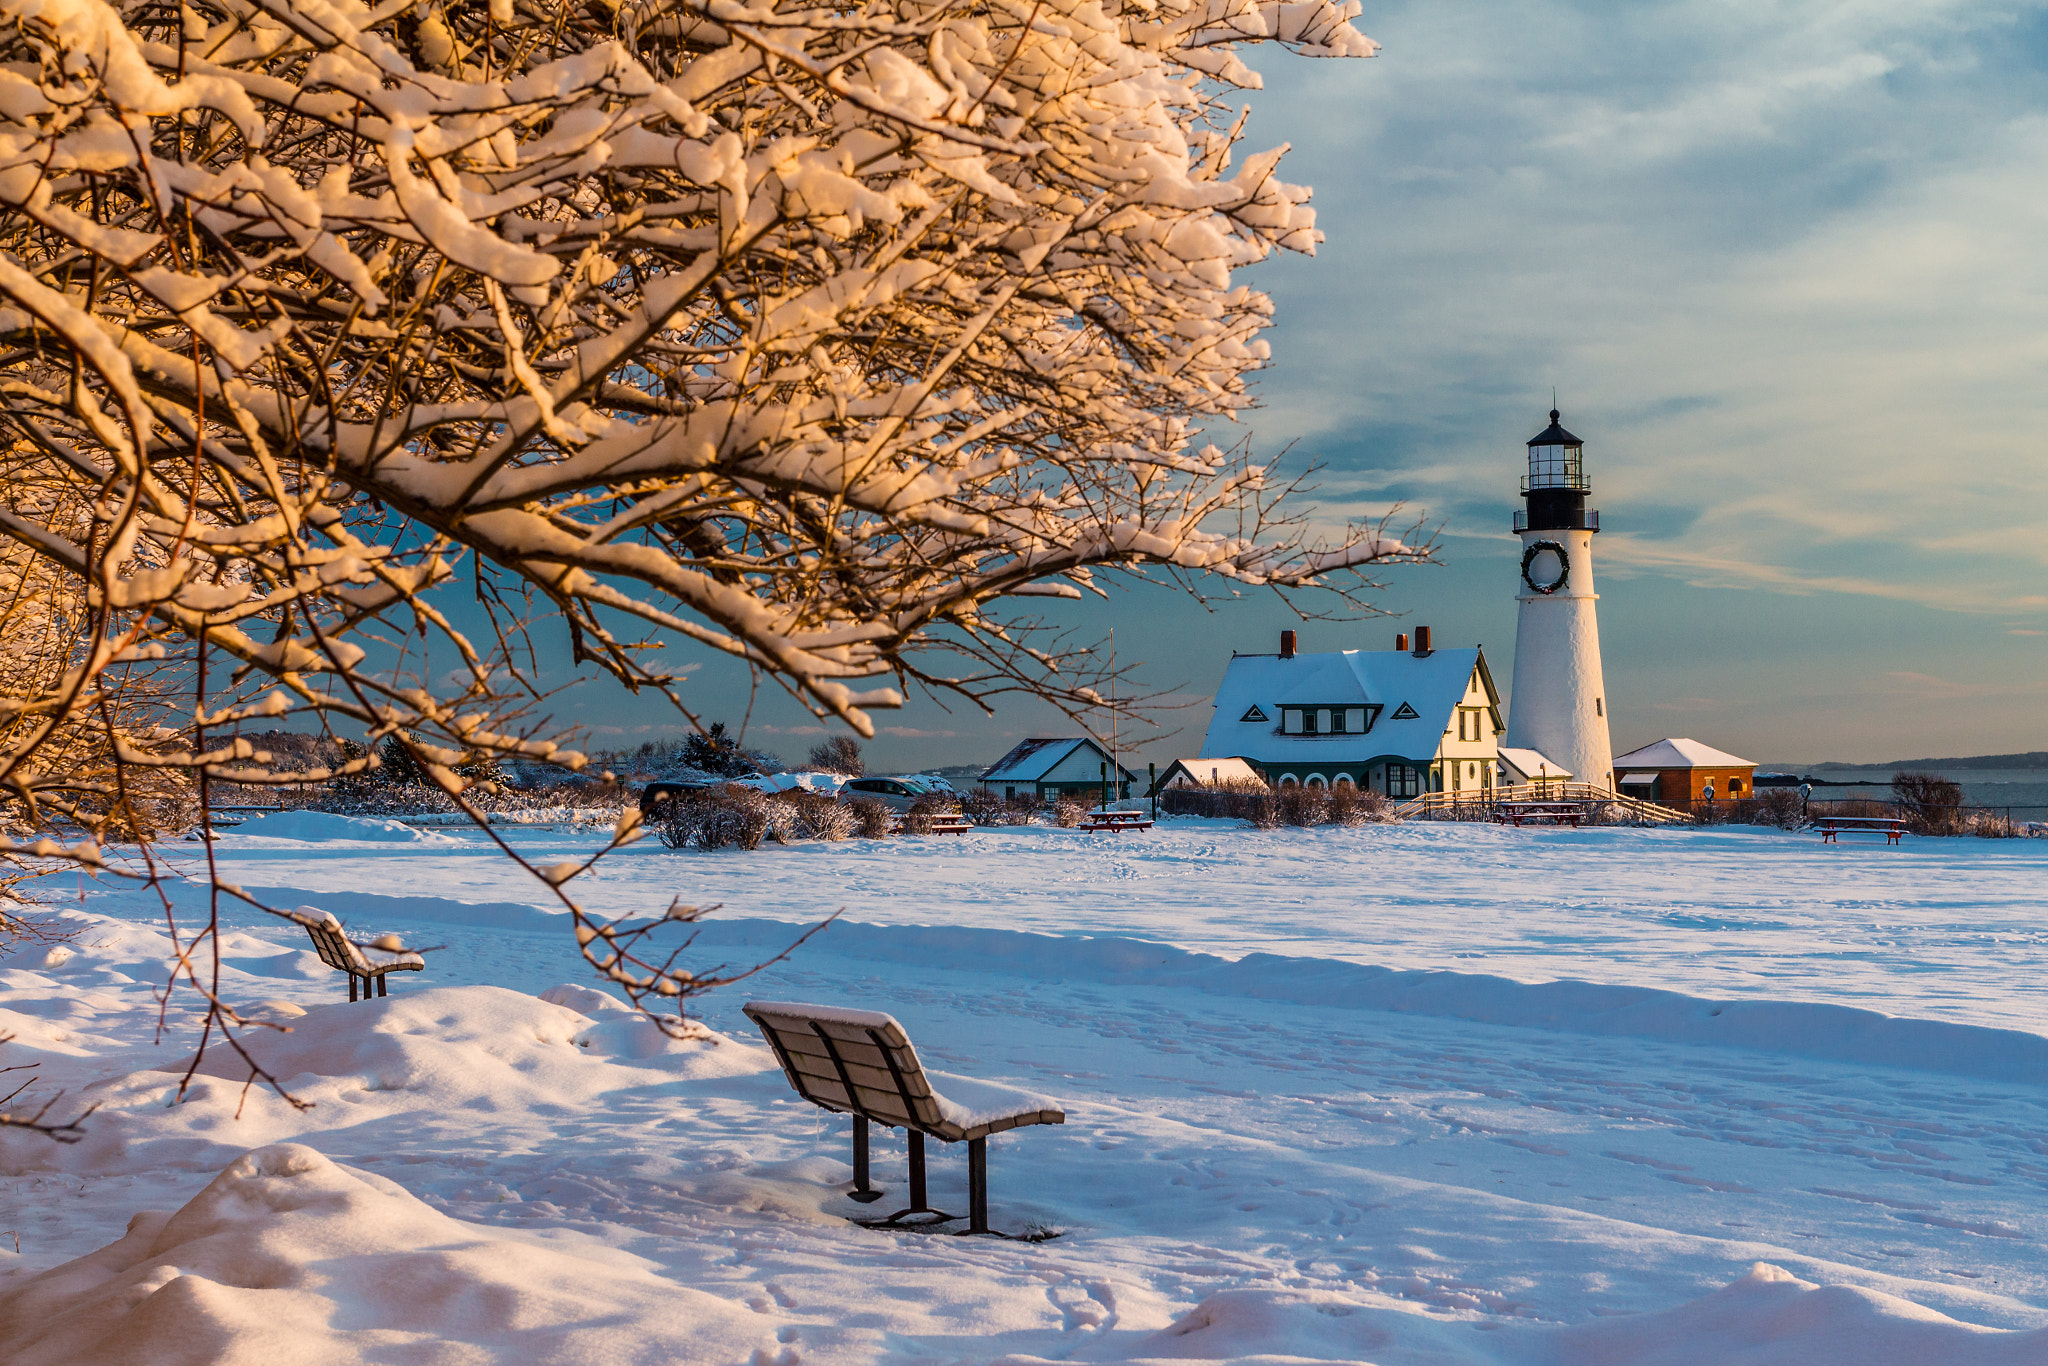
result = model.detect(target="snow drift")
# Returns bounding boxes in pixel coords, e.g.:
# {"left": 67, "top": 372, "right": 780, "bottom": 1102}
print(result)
{"left": 0, "top": 1144, "right": 776, "bottom": 1366}
{"left": 225, "top": 812, "right": 459, "bottom": 844}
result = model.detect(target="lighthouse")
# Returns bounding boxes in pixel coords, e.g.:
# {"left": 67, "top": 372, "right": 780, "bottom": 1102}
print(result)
{"left": 1504, "top": 409, "right": 1614, "bottom": 790}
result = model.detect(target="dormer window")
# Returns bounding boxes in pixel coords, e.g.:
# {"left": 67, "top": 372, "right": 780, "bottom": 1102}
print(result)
{"left": 1279, "top": 705, "right": 1378, "bottom": 735}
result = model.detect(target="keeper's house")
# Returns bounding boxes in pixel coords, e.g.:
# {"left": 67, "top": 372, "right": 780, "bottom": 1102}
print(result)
{"left": 1197, "top": 629, "right": 1503, "bottom": 798}
{"left": 981, "top": 737, "right": 1137, "bottom": 803}
{"left": 1611, "top": 738, "right": 1756, "bottom": 810}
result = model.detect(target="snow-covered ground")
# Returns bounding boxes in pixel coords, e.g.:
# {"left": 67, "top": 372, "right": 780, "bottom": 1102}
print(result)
{"left": 3, "top": 819, "right": 2046, "bottom": 1364}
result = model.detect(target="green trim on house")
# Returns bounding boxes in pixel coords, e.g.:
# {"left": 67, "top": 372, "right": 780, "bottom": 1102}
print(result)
{"left": 1241, "top": 754, "right": 1436, "bottom": 796}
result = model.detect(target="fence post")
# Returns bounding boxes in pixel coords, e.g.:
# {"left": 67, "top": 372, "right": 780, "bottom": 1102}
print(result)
{"left": 1100, "top": 760, "right": 1109, "bottom": 809}
{"left": 1149, "top": 762, "right": 1157, "bottom": 820}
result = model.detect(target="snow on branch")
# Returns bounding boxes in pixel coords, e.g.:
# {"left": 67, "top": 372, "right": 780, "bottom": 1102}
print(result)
{"left": 0, "top": 0, "right": 1413, "bottom": 1028}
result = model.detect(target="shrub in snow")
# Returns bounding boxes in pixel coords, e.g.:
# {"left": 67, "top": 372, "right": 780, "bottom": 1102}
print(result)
{"left": 1893, "top": 771, "right": 1964, "bottom": 836}
{"left": 774, "top": 790, "right": 856, "bottom": 842}
{"left": 656, "top": 785, "right": 774, "bottom": 851}
{"left": 1277, "top": 785, "right": 1332, "bottom": 828}
{"left": 1327, "top": 785, "right": 1391, "bottom": 826}
{"left": 959, "top": 789, "right": 1012, "bottom": 826}
{"left": 1052, "top": 798, "right": 1089, "bottom": 829}
{"left": 845, "top": 797, "right": 895, "bottom": 840}
{"left": 901, "top": 793, "right": 961, "bottom": 835}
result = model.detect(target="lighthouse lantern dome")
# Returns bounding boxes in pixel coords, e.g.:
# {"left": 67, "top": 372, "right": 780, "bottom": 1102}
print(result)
{"left": 1524, "top": 409, "right": 1588, "bottom": 493}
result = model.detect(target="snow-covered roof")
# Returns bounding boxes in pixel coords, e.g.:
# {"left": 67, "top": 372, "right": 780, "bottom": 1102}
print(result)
{"left": 1154, "top": 757, "right": 1266, "bottom": 791}
{"left": 1610, "top": 737, "right": 1756, "bottom": 770}
{"left": 981, "top": 737, "right": 1135, "bottom": 782}
{"left": 1497, "top": 747, "right": 1571, "bottom": 781}
{"left": 1198, "top": 647, "right": 1493, "bottom": 763}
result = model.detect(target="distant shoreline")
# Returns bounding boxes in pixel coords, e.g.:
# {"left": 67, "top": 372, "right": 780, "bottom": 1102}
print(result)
{"left": 1802, "top": 752, "right": 2048, "bottom": 772}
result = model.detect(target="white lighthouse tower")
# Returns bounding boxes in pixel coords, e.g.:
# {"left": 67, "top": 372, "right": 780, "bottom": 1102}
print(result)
{"left": 1505, "top": 409, "right": 1614, "bottom": 790}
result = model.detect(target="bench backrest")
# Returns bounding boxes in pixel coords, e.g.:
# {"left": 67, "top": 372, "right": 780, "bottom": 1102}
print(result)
{"left": 742, "top": 1002, "right": 947, "bottom": 1133}
{"left": 284, "top": 906, "right": 369, "bottom": 974}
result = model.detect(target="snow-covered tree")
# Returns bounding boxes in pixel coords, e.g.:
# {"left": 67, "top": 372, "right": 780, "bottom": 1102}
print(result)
{"left": 0, "top": 0, "right": 1412, "bottom": 1037}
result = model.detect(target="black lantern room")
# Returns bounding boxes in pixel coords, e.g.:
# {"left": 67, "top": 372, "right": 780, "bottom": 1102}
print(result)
{"left": 1516, "top": 409, "right": 1600, "bottom": 534}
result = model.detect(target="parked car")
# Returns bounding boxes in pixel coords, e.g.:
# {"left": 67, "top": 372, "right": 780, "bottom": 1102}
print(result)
{"left": 839, "top": 777, "right": 946, "bottom": 811}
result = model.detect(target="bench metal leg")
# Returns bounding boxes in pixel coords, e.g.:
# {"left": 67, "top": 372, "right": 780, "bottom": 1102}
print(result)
{"left": 968, "top": 1137, "right": 988, "bottom": 1234}
{"left": 908, "top": 1130, "right": 928, "bottom": 1212}
{"left": 850, "top": 1115, "right": 884, "bottom": 1203}
{"left": 348, "top": 974, "right": 358, "bottom": 1003}
{"left": 376, "top": 974, "right": 388, "bottom": 998}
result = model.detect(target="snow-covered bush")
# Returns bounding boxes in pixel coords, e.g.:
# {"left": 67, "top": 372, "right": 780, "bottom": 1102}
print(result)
{"left": 1052, "top": 798, "right": 1088, "bottom": 828}
{"left": 775, "top": 790, "right": 856, "bottom": 842}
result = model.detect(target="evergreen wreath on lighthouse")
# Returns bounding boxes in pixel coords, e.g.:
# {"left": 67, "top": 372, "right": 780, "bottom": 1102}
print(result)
{"left": 1520, "top": 539, "right": 1570, "bottom": 595}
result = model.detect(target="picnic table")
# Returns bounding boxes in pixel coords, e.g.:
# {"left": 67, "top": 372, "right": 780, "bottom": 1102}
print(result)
{"left": 742, "top": 1001, "right": 1065, "bottom": 1236}
{"left": 1494, "top": 800, "right": 1584, "bottom": 828}
{"left": 1079, "top": 809, "right": 1153, "bottom": 832}
{"left": 888, "top": 813, "right": 973, "bottom": 835}
{"left": 1817, "top": 815, "right": 1906, "bottom": 845}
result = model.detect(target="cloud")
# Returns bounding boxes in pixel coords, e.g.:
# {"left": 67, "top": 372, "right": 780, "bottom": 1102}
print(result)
{"left": 1238, "top": 0, "right": 2048, "bottom": 628}
{"left": 879, "top": 726, "right": 963, "bottom": 738}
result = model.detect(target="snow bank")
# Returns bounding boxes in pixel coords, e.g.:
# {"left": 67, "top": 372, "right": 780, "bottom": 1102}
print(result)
{"left": 9, "top": 987, "right": 771, "bottom": 1178}
{"left": 1086, "top": 1264, "right": 2048, "bottom": 1364}
{"left": 689, "top": 918, "right": 2048, "bottom": 1084}
{"left": 168, "top": 985, "right": 765, "bottom": 1094}
{"left": 1540, "top": 1261, "right": 2047, "bottom": 1365}
{"left": 0, "top": 1144, "right": 777, "bottom": 1366}
{"left": 226, "top": 811, "right": 461, "bottom": 844}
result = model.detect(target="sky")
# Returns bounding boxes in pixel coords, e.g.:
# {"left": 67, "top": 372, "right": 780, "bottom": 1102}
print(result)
{"left": 553, "top": 0, "right": 2048, "bottom": 774}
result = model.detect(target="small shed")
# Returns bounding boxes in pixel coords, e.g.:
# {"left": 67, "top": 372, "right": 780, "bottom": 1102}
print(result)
{"left": 981, "top": 738, "right": 1137, "bottom": 803}
{"left": 1611, "top": 738, "right": 1757, "bottom": 809}
{"left": 1151, "top": 757, "right": 1267, "bottom": 796}
{"left": 1496, "top": 747, "right": 1571, "bottom": 787}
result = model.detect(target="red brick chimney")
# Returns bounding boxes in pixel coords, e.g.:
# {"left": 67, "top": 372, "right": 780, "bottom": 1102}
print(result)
{"left": 1394, "top": 632, "right": 1409, "bottom": 652}
{"left": 1279, "top": 629, "right": 1296, "bottom": 659}
{"left": 1413, "top": 625, "right": 1431, "bottom": 656}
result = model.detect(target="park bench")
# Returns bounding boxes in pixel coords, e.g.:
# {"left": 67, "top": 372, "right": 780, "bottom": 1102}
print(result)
{"left": 1817, "top": 815, "right": 1906, "bottom": 845}
{"left": 276, "top": 905, "right": 432, "bottom": 1001}
{"left": 1494, "top": 800, "right": 1584, "bottom": 827}
{"left": 742, "top": 1001, "right": 1064, "bottom": 1236}
{"left": 1079, "top": 809, "right": 1153, "bottom": 832}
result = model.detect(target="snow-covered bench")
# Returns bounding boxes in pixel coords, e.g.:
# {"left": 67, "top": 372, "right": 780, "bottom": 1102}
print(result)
{"left": 278, "top": 905, "right": 428, "bottom": 1002}
{"left": 742, "top": 1001, "right": 1064, "bottom": 1235}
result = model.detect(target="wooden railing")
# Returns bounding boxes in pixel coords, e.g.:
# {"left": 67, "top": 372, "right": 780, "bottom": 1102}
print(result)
{"left": 1392, "top": 782, "right": 1688, "bottom": 825}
